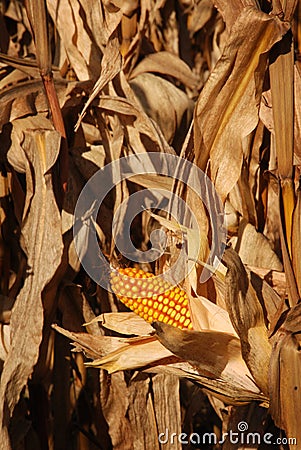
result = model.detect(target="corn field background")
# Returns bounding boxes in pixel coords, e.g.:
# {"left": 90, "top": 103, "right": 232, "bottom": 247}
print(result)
{"left": 0, "top": 0, "right": 301, "bottom": 449}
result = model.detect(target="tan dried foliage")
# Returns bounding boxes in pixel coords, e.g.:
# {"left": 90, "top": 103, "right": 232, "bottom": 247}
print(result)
{"left": 0, "top": 0, "right": 300, "bottom": 449}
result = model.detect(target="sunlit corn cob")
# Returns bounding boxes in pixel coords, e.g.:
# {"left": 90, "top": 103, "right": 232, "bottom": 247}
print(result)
{"left": 110, "top": 267, "right": 193, "bottom": 330}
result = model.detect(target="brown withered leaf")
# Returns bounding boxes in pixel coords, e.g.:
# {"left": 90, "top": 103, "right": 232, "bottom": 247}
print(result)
{"left": 213, "top": 0, "right": 246, "bottom": 32}
{"left": 46, "top": 0, "right": 102, "bottom": 80}
{"left": 194, "top": 6, "right": 289, "bottom": 201}
{"left": 223, "top": 248, "right": 272, "bottom": 395}
{"left": 129, "top": 51, "right": 198, "bottom": 89}
{"left": 0, "top": 53, "right": 60, "bottom": 80}
{"left": 130, "top": 73, "right": 194, "bottom": 145}
{"left": 269, "top": 303, "right": 301, "bottom": 447}
{"left": 143, "top": 360, "right": 267, "bottom": 406}
{"left": 186, "top": 0, "right": 215, "bottom": 35}
{"left": 0, "top": 117, "right": 63, "bottom": 448}
{"left": 75, "top": 34, "right": 122, "bottom": 130}
{"left": 229, "top": 220, "right": 283, "bottom": 271}
{"left": 92, "top": 92, "right": 174, "bottom": 154}
{"left": 0, "top": 79, "right": 89, "bottom": 132}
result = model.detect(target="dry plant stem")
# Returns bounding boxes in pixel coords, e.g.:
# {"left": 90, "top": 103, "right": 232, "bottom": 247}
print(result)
{"left": 269, "top": 32, "right": 299, "bottom": 305}
{"left": 42, "top": 73, "right": 68, "bottom": 194}
{"left": 278, "top": 204, "right": 299, "bottom": 305}
{"left": 53, "top": 332, "right": 71, "bottom": 450}
{"left": 269, "top": 34, "right": 294, "bottom": 253}
{"left": 26, "top": 0, "right": 68, "bottom": 195}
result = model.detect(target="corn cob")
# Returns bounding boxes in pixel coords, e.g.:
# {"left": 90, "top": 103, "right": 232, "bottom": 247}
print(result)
{"left": 110, "top": 267, "right": 193, "bottom": 330}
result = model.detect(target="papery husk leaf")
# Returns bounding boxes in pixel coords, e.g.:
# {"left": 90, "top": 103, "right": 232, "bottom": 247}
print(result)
{"left": 189, "top": 295, "right": 238, "bottom": 336}
{"left": 86, "top": 337, "right": 175, "bottom": 373}
{"left": 223, "top": 248, "right": 272, "bottom": 395}
{"left": 0, "top": 118, "right": 63, "bottom": 447}
{"left": 84, "top": 312, "right": 154, "bottom": 336}
{"left": 152, "top": 322, "right": 260, "bottom": 396}
{"left": 52, "top": 324, "right": 126, "bottom": 359}
{"left": 194, "top": 6, "right": 289, "bottom": 201}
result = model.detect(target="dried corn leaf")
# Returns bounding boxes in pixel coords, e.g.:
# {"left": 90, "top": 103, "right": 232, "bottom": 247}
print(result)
{"left": 100, "top": 370, "right": 133, "bottom": 450}
{"left": 269, "top": 303, "right": 301, "bottom": 447}
{"left": 0, "top": 117, "right": 63, "bottom": 447}
{"left": 143, "top": 361, "right": 267, "bottom": 405}
{"left": 213, "top": 0, "right": 245, "bottom": 32}
{"left": 194, "top": 6, "right": 289, "bottom": 201}
{"left": 186, "top": 0, "right": 215, "bottom": 35}
{"left": 0, "top": 79, "right": 88, "bottom": 132}
{"left": 229, "top": 220, "right": 283, "bottom": 271}
{"left": 54, "top": 320, "right": 265, "bottom": 406}
{"left": 130, "top": 73, "right": 194, "bottom": 145}
{"left": 0, "top": 324, "right": 10, "bottom": 364}
{"left": 129, "top": 51, "right": 198, "bottom": 89}
{"left": 93, "top": 92, "right": 173, "bottom": 154}
{"left": 0, "top": 53, "right": 60, "bottom": 79}
{"left": 128, "top": 374, "right": 181, "bottom": 450}
{"left": 223, "top": 248, "right": 271, "bottom": 395}
{"left": 76, "top": 34, "right": 122, "bottom": 129}
{"left": 46, "top": 0, "right": 102, "bottom": 80}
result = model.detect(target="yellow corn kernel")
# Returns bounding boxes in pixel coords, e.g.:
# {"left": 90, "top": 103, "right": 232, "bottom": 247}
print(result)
{"left": 110, "top": 267, "right": 192, "bottom": 330}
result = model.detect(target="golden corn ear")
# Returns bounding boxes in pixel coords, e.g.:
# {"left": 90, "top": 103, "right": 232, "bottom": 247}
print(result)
{"left": 110, "top": 267, "right": 193, "bottom": 330}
